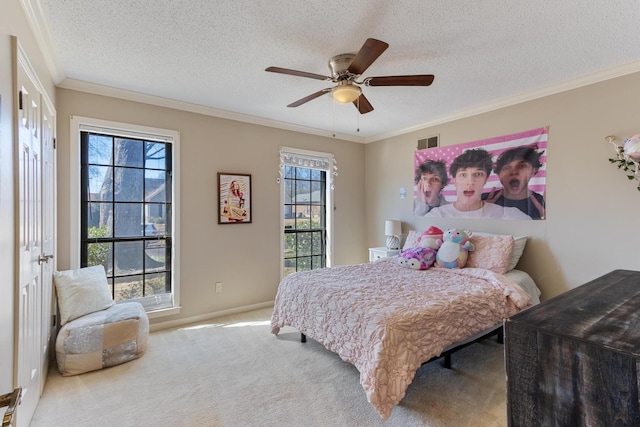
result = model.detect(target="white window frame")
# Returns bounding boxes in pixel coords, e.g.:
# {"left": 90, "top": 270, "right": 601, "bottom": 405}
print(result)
{"left": 69, "top": 115, "right": 181, "bottom": 318}
{"left": 279, "top": 146, "right": 335, "bottom": 278}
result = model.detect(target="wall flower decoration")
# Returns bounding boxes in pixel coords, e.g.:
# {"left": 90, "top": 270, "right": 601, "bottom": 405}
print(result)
{"left": 607, "top": 134, "right": 640, "bottom": 191}
{"left": 623, "top": 134, "right": 640, "bottom": 161}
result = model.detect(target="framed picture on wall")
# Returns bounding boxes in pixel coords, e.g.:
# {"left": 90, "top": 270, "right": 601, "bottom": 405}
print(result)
{"left": 218, "top": 172, "right": 252, "bottom": 224}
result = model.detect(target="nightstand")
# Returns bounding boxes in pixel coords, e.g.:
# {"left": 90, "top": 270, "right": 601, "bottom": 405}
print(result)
{"left": 368, "top": 247, "right": 399, "bottom": 262}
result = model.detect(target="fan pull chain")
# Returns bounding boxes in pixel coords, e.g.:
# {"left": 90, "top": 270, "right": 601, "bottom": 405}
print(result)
{"left": 356, "top": 97, "right": 360, "bottom": 133}
{"left": 332, "top": 97, "right": 336, "bottom": 138}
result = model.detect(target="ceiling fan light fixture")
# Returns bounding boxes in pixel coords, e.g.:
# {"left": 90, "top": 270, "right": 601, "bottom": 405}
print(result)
{"left": 332, "top": 83, "right": 361, "bottom": 103}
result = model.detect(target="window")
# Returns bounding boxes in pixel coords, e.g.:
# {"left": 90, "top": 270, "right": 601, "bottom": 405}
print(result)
{"left": 280, "top": 147, "right": 335, "bottom": 277}
{"left": 283, "top": 166, "right": 326, "bottom": 275}
{"left": 71, "top": 116, "right": 180, "bottom": 316}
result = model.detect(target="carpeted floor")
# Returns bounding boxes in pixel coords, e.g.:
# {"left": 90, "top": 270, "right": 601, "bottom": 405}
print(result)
{"left": 31, "top": 307, "right": 508, "bottom": 426}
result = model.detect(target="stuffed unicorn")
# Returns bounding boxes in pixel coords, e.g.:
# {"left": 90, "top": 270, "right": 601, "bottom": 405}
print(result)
{"left": 435, "top": 228, "right": 475, "bottom": 269}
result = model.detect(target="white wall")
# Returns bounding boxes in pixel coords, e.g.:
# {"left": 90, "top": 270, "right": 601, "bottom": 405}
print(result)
{"left": 0, "top": 0, "right": 56, "bottom": 397}
{"left": 365, "top": 72, "right": 640, "bottom": 299}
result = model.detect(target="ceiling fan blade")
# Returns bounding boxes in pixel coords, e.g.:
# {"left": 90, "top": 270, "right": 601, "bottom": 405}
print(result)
{"left": 287, "top": 88, "right": 332, "bottom": 107}
{"left": 347, "top": 38, "right": 389, "bottom": 76}
{"left": 353, "top": 94, "right": 374, "bottom": 114}
{"left": 266, "top": 66, "right": 331, "bottom": 81}
{"left": 366, "top": 75, "right": 435, "bottom": 86}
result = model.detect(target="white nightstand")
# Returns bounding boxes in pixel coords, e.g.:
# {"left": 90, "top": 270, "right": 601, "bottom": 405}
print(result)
{"left": 368, "top": 247, "right": 399, "bottom": 262}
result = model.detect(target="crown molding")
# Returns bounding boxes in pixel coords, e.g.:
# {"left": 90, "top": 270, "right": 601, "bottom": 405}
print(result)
{"left": 20, "top": 0, "right": 66, "bottom": 83}
{"left": 365, "top": 59, "right": 640, "bottom": 143}
{"left": 57, "top": 78, "right": 366, "bottom": 143}
{"left": 62, "top": 58, "right": 640, "bottom": 145}
{"left": 54, "top": 58, "right": 640, "bottom": 145}
{"left": 25, "top": 0, "right": 640, "bottom": 146}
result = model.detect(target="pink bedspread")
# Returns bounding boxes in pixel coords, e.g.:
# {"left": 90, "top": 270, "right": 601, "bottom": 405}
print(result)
{"left": 270, "top": 258, "right": 532, "bottom": 419}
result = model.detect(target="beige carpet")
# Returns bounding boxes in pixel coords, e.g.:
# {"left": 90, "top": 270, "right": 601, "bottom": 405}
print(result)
{"left": 31, "top": 307, "right": 508, "bottom": 427}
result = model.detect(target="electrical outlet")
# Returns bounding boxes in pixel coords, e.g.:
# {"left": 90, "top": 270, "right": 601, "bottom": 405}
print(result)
{"left": 215, "top": 282, "right": 223, "bottom": 293}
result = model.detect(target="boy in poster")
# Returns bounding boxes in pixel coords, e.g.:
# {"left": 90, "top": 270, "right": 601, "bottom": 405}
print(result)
{"left": 425, "top": 149, "right": 531, "bottom": 219}
{"left": 482, "top": 145, "right": 546, "bottom": 219}
{"left": 414, "top": 127, "right": 547, "bottom": 220}
{"left": 413, "top": 159, "right": 449, "bottom": 215}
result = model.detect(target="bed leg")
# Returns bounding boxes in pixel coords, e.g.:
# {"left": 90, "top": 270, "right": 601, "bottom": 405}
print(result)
{"left": 300, "top": 333, "right": 306, "bottom": 343}
{"left": 443, "top": 353, "right": 452, "bottom": 369}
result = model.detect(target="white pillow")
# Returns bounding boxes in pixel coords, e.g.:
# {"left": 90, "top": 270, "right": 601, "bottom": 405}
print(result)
{"left": 509, "top": 236, "right": 528, "bottom": 270}
{"left": 472, "top": 232, "right": 527, "bottom": 271}
{"left": 54, "top": 265, "right": 115, "bottom": 326}
{"left": 403, "top": 230, "right": 423, "bottom": 250}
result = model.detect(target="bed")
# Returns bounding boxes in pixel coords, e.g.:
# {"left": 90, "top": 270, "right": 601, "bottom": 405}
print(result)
{"left": 270, "top": 233, "right": 540, "bottom": 420}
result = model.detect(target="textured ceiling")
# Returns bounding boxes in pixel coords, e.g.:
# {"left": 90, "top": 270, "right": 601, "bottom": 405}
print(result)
{"left": 30, "top": 0, "right": 640, "bottom": 141}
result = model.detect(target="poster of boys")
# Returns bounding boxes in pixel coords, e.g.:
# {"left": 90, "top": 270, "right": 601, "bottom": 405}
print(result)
{"left": 413, "top": 127, "right": 547, "bottom": 220}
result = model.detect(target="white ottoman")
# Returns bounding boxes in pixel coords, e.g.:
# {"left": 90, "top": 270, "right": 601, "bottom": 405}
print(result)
{"left": 55, "top": 302, "right": 149, "bottom": 376}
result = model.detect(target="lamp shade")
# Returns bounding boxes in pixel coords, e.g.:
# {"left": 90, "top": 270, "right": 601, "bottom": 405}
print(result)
{"left": 385, "top": 220, "right": 401, "bottom": 236}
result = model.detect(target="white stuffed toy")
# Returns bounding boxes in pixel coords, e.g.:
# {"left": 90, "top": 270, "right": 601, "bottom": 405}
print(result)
{"left": 435, "top": 228, "right": 475, "bottom": 269}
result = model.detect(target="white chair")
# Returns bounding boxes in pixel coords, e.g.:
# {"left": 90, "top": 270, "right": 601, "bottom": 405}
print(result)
{"left": 53, "top": 265, "right": 149, "bottom": 376}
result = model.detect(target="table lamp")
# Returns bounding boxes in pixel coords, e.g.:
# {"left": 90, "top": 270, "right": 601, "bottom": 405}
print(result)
{"left": 385, "top": 220, "right": 401, "bottom": 250}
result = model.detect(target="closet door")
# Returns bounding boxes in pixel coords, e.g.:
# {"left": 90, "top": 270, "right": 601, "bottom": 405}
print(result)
{"left": 40, "top": 95, "right": 56, "bottom": 390}
{"left": 14, "top": 37, "right": 56, "bottom": 427}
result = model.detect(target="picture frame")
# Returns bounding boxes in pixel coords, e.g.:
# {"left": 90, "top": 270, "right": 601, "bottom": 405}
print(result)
{"left": 218, "top": 172, "right": 252, "bottom": 224}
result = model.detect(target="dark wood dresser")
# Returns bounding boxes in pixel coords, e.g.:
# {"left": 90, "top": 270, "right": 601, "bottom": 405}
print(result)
{"left": 505, "top": 269, "right": 640, "bottom": 427}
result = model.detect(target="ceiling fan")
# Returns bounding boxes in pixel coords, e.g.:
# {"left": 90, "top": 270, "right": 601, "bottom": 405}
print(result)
{"left": 265, "top": 38, "right": 434, "bottom": 114}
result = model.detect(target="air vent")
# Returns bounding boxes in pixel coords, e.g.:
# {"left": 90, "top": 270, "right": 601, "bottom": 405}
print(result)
{"left": 417, "top": 135, "right": 439, "bottom": 150}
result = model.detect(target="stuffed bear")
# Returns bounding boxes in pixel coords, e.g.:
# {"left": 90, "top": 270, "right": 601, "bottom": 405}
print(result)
{"left": 397, "top": 247, "right": 437, "bottom": 270}
{"left": 419, "top": 226, "right": 444, "bottom": 250}
{"left": 435, "top": 229, "right": 475, "bottom": 269}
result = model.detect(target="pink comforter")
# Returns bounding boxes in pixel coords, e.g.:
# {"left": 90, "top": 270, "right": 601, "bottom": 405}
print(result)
{"left": 270, "top": 258, "right": 532, "bottom": 419}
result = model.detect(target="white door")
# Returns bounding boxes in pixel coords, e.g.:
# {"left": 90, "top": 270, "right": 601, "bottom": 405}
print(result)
{"left": 40, "top": 97, "right": 56, "bottom": 390}
{"left": 14, "top": 40, "right": 55, "bottom": 427}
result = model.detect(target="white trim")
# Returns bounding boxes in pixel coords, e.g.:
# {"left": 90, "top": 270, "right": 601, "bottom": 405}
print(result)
{"left": 55, "top": 60, "right": 640, "bottom": 144}
{"left": 68, "top": 115, "right": 181, "bottom": 314}
{"left": 16, "top": 41, "right": 54, "bottom": 110}
{"left": 279, "top": 147, "right": 335, "bottom": 278}
{"left": 23, "top": 0, "right": 640, "bottom": 144}
{"left": 365, "top": 59, "right": 640, "bottom": 143}
{"left": 21, "top": 0, "right": 640, "bottom": 146}
{"left": 149, "top": 301, "right": 274, "bottom": 332}
{"left": 146, "top": 306, "right": 181, "bottom": 320}
{"left": 59, "top": 78, "right": 365, "bottom": 143}
{"left": 77, "top": 123, "right": 174, "bottom": 143}
{"left": 19, "top": 0, "right": 66, "bottom": 83}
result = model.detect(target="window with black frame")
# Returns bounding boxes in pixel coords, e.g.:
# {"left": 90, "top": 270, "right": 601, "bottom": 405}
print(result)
{"left": 80, "top": 131, "right": 173, "bottom": 311}
{"left": 283, "top": 165, "right": 327, "bottom": 276}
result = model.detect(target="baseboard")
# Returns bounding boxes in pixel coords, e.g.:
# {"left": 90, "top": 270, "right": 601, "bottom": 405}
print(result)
{"left": 149, "top": 301, "right": 274, "bottom": 332}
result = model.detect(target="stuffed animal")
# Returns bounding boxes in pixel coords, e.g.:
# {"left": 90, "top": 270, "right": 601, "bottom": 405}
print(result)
{"left": 397, "top": 247, "right": 437, "bottom": 270}
{"left": 419, "top": 226, "right": 444, "bottom": 250}
{"left": 435, "top": 229, "right": 475, "bottom": 269}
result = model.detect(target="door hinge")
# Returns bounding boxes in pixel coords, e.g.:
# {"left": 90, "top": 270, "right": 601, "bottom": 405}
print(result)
{"left": 53, "top": 137, "right": 56, "bottom": 149}
{"left": 18, "top": 90, "right": 23, "bottom": 110}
